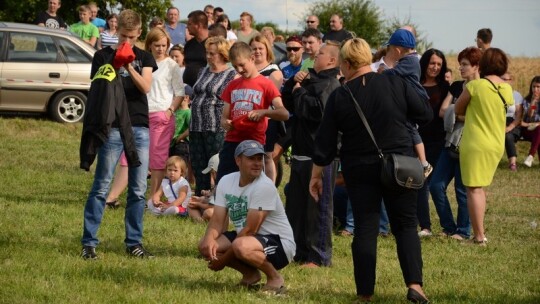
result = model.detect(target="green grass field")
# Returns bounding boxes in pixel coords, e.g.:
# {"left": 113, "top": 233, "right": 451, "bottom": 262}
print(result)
{"left": 0, "top": 117, "right": 539, "bottom": 303}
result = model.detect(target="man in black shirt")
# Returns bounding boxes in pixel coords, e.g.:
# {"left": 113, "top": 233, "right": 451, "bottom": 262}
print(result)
{"left": 281, "top": 42, "right": 342, "bottom": 267}
{"left": 323, "top": 14, "right": 353, "bottom": 42}
{"left": 183, "top": 10, "right": 209, "bottom": 87}
{"left": 35, "top": 0, "right": 66, "bottom": 29}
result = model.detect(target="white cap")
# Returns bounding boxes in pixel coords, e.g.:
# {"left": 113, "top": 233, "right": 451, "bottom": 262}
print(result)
{"left": 202, "top": 154, "right": 219, "bottom": 174}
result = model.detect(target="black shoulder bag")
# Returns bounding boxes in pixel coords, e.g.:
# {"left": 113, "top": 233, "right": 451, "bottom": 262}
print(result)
{"left": 343, "top": 80, "right": 424, "bottom": 190}
{"left": 484, "top": 77, "right": 508, "bottom": 113}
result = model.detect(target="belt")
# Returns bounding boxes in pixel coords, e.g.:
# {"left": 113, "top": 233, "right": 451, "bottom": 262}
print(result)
{"left": 291, "top": 155, "right": 312, "bottom": 161}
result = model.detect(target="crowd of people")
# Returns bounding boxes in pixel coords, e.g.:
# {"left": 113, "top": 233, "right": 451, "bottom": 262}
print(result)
{"left": 36, "top": 2, "right": 532, "bottom": 302}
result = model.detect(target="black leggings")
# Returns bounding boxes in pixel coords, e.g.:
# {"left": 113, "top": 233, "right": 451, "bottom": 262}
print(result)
{"left": 189, "top": 131, "right": 224, "bottom": 195}
{"left": 342, "top": 162, "right": 423, "bottom": 296}
{"left": 505, "top": 117, "right": 520, "bottom": 159}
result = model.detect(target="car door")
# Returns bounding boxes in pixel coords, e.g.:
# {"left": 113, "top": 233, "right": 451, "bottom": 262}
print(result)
{"left": 0, "top": 32, "right": 4, "bottom": 103}
{"left": 0, "top": 31, "right": 69, "bottom": 112}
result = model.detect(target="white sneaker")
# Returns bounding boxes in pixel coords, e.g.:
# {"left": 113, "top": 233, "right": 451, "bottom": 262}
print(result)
{"left": 418, "top": 229, "right": 432, "bottom": 237}
{"left": 524, "top": 155, "right": 534, "bottom": 167}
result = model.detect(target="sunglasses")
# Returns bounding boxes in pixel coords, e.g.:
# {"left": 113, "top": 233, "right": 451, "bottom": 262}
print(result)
{"left": 286, "top": 47, "right": 302, "bottom": 52}
{"left": 306, "top": 20, "right": 316, "bottom": 24}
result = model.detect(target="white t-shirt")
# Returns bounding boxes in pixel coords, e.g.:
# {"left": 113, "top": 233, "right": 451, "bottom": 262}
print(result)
{"left": 147, "top": 57, "right": 185, "bottom": 113}
{"left": 506, "top": 90, "right": 524, "bottom": 118}
{"left": 162, "top": 177, "right": 191, "bottom": 208}
{"left": 370, "top": 56, "right": 391, "bottom": 72}
{"left": 214, "top": 172, "right": 296, "bottom": 262}
{"left": 227, "top": 30, "right": 238, "bottom": 42}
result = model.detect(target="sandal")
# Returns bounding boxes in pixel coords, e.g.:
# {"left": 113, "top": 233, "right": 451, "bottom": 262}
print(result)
{"left": 473, "top": 238, "right": 488, "bottom": 246}
{"left": 237, "top": 281, "right": 262, "bottom": 291}
{"left": 463, "top": 237, "right": 488, "bottom": 246}
{"left": 260, "top": 285, "right": 287, "bottom": 296}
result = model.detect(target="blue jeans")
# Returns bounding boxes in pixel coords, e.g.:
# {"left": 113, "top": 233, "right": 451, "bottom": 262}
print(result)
{"left": 344, "top": 200, "right": 355, "bottom": 233}
{"left": 429, "top": 148, "right": 471, "bottom": 238}
{"left": 345, "top": 200, "right": 390, "bottom": 234}
{"left": 339, "top": 194, "right": 388, "bottom": 235}
{"left": 379, "top": 202, "right": 389, "bottom": 234}
{"left": 82, "top": 127, "right": 149, "bottom": 247}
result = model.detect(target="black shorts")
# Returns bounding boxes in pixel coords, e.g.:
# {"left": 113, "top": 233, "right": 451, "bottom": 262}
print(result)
{"left": 264, "top": 120, "right": 282, "bottom": 152}
{"left": 169, "top": 140, "right": 190, "bottom": 162}
{"left": 223, "top": 231, "right": 289, "bottom": 270}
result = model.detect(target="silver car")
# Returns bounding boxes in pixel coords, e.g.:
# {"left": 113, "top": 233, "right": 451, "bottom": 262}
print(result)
{"left": 0, "top": 22, "right": 95, "bottom": 123}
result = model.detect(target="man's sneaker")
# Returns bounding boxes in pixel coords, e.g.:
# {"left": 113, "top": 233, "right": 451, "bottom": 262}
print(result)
{"left": 81, "top": 246, "right": 97, "bottom": 260}
{"left": 126, "top": 244, "right": 155, "bottom": 258}
{"left": 524, "top": 155, "right": 534, "bottom": 167}
{"left": 423, "top": 163, "right": 433, "bottom": 178}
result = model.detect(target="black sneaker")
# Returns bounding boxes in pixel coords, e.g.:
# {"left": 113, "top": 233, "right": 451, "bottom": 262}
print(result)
{"left": 81, "top": 246, "right": 97, "bottom": 260}
{"left": 126, "top": 244, "right": 155, "bottom": 258}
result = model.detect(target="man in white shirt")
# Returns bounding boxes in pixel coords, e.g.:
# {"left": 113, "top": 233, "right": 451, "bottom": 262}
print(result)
{"left": 199, "top": 140, "right": 295, "bottom": 295}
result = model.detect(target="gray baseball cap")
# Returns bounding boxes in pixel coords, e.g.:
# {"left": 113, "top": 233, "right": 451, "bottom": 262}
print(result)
{"left": 234, "top": 140, "right": 265, "bottom": 158}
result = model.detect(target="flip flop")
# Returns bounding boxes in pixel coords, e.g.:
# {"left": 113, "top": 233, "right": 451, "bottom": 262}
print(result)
{"left": 237, "top": 281, "right": 262, "bottom": 291}
{"left": 260, "top": 285, "right": 287, "bottom": 296}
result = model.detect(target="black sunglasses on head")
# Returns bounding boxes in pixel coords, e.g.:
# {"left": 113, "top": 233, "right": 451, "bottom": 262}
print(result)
{"left": 286, "top": 47, "right": 302, "bottom": 52}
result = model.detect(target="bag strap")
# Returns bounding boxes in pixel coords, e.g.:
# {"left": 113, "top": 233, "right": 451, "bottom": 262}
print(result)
{"left": 483, "top": 77, "right": 508, "bottom": 113}
{"left": 169, "top": 179, "right": 178, "bottom": 200}
{"left": 343, "top": 81, "right": 384, "bottom": 159}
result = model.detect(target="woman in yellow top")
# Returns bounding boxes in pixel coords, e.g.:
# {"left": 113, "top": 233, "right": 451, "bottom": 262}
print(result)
{"left": 455, "top": 48, "right": 514, "bottom": 246}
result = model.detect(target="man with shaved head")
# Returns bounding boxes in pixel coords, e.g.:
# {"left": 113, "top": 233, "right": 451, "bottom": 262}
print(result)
{"left": 323, "top": 14, "right": 353, "bottom": 42}
{"left": 281, "top": 42, "right": 342, "bottom": 268}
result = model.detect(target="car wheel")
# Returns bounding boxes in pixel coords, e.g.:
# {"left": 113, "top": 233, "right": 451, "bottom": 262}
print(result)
{"left": 48, "top": 91, "right": 86, "bottom": 123}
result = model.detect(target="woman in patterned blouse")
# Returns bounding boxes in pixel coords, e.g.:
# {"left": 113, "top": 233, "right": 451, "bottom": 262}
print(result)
{"left": 189, "top": 37, "right": 237, "bottom": 195}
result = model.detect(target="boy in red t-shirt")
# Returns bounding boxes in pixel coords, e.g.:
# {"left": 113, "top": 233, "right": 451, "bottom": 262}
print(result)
{"left": 218, "top": 42, "right": 289, "bottom": 182}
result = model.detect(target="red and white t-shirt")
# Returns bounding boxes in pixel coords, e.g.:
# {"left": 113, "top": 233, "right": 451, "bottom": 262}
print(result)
{"left": 221, "top": 75, "right": 281, "bottom": 144}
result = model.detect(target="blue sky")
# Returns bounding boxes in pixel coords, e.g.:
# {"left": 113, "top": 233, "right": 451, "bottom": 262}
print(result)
{"left": 174, "top": 0, "right": 540, "bottom": 57}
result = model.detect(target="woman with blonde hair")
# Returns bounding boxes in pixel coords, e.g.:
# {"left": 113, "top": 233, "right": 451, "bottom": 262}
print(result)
{"left": 310, "top": 38, "right": 432, "bottom": 303}
{"left": 249, "top": 34, "right": 284, "bottom": 182}
{"left": 189, "top": 37, "right": 237, "bottom": 196}
{"left": 235, "top": 11, "right": 259, "bottom": 44}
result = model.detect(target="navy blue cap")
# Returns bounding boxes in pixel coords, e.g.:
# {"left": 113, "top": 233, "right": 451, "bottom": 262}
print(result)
{"left": 387, "top": 29, "right": 416, "bottom": 49}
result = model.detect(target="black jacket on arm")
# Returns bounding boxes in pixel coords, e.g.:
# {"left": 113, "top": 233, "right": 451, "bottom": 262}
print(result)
{"left": 79, "top": 60, "right": 140, "bottom": 171}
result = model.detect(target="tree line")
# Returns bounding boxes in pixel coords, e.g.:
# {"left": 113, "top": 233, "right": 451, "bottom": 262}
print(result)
{"left": 0, "top": 0, "right": 431, "bottom": 52}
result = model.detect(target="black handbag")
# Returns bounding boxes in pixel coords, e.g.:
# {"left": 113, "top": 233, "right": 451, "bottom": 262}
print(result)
{"left": 446, "top": 144, "right": 460, "bottom": 159}
{"left": 343, "top": 82, "right": 424, "bottom": 190}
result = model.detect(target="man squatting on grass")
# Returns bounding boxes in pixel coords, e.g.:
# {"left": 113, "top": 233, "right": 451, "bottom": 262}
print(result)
{"left": 198, "top": 140, "right": 296, "bottom": 295}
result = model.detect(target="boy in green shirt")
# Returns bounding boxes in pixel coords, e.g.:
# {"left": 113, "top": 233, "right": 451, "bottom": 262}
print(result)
{"left": 70, "top": 5, "right": 100, "bottom": 47}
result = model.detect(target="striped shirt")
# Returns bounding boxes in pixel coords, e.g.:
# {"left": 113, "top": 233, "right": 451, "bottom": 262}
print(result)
{"left": 100, "top": 30, "right": 118, "bottom": 48}
{"left": 190, "top": 66, "right": 236, "bottom": 132}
